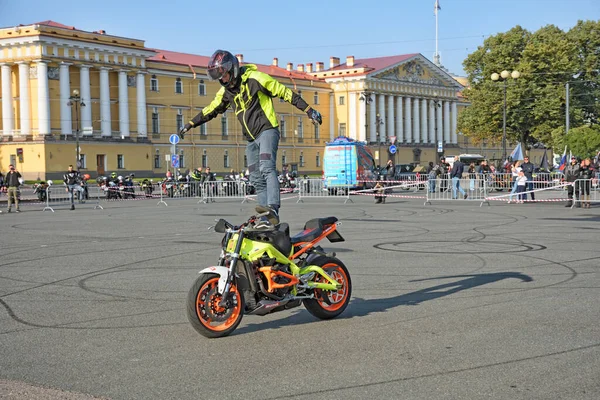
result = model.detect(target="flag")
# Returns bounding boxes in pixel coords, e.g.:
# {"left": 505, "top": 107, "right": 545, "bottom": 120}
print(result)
{"left": 510, "top": 143, "right": 524, "bottom": 161}
{"left": 558, "top": 145, "right": 568, "bottom": 171}
{"left": 539, "top": 149, "right": 549, "bottom": 171}
{"left": 434, "top": 0, "right": 441, "bottom": 15}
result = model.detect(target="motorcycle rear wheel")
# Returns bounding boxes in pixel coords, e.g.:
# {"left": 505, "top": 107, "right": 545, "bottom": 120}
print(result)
{"left": 303, "top": 257, "right": 352, "bottom": 320}
{"left": 186, "top": 274, "right": 244, "bottom": 338}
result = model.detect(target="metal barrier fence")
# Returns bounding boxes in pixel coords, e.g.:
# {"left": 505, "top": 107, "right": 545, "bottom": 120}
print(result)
{"left": 425, "top": 178, "right": 489, "bottom": 206}
{"left": 571, "top": 178, "right": 599, "bottom": 208}
{"left": 43, "top": 185, "right": 103, "bottom": 212}
{"left": 486, "top": 172, "right": 564, "bottom": 192}
{"left": 155, "top": 180, "right": 251, "bottom": 206}
{"left": 297, "top": 179, "right": 352, "bottom": 203}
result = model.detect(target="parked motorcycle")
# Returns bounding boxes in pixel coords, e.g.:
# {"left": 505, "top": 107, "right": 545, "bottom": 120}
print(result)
{"left": 186, "top": 209, "right": 351, "bottom": 338}
{"left": 33, "top": 181, "right": 50, "bottom": 201}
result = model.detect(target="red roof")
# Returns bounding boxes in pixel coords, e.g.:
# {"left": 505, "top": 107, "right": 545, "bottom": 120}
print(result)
{"left": 148, "top": 48, "right": 318, "bottom": 81}
{"left": 33, "top": 20, "right": 77, "bottom": 30}
{"left": 326, "top": 53, "right": 419, "bottom": 74}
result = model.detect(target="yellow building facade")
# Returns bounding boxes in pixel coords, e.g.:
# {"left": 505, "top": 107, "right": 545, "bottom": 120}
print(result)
{"left": 2, "top": 21, "right": 502, "bottom": 181}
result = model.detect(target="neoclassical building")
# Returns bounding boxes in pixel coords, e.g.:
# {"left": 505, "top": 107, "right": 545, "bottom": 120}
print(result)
{"left": 0, "top": 21, "right": 472, "bottom": 180}
{"left": 310, "top": 54, "right": 466, "bottom": 165}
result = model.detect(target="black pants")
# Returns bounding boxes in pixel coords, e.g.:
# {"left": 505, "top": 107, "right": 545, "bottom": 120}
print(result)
{"left": 567, "top": 181, "right": 579, "bottom": 200}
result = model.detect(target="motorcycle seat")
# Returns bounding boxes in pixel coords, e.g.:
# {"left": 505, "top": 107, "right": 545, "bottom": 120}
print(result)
{"left": 291, "top": 217, "right": 338, "bottom": 244}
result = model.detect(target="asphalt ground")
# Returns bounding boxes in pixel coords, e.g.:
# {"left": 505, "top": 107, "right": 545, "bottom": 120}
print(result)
{"left": 0, "top": 194, "right": 599, "bottom": 400}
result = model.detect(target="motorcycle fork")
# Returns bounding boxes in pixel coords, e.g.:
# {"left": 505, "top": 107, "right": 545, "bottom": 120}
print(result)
{"left": 218, "top": 229, "right": 245, "bottom": 307}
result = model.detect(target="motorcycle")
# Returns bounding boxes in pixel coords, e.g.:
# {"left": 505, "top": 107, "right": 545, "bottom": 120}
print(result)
{"left": 186, "top": 209, "right": 352, "bottom": 338}
{"left": 140, "top": 179, "right": 154, "bottom": 197}
{"left": 33, "top": 181, "right": 50, "bottom": 201}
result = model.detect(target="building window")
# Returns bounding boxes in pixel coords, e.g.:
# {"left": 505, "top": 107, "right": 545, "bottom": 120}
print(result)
{"left": 316, "top": 152, "right": 321, "bottom": 168}
{"left": 152, "top": 108, "right": 160, "bottom": 134}
{"left": 339, "top": 96, "right": 345, "bottom": 106}
{"left": 202, "top": 150, "right": 207, "bottom": 168}
{"left": 200, "top": 124, "right": 207, "bottom": 136}
{"left": 280, "top": 117, "right": 286, "bottom": 139}
{"left": 221, "top": 114, "right": 228, "bottom": 137}
{"left": 297, "top": 118, "right": 304, "bottom": 138}
{"left": 180, "top": 149, "right": 185, "bottom": 168}
{"left": 154, "top": 150, "right": 161, "bottom": 168}
{"left": 198, "top": 79, "right": 206, "bottom": 96}
{"left": 314, "top": 124, "right": 320, "bottom": 141}
{"left": 175, "top": 77, "right": 183, "bottom": 94}
{"left": 79, "top": 154, "right": 87, "bottom": 169}
{"left": 176, "top": 109, "right": 184, "bottom": 133}
{"left": 300, "top": 151, "right": 305, "bottom": 167}
{"left": 117, "top": 154, "right": 124, "bottom": 169}
{"left": 339, "top": 123, "right": 347, "bottom": 137}
{"left": 150, "top": 75, "right": 158, "bottom": 92}
{"left": 224, "top": 150, "right": 230, "bottom": 168}
{"left": 244, "top": 155, "right": 248, "bottom": 168}
{"left": 313, "top": 91, "right": 319, "bottom": 105}
{"left": 281, "top": 151, "right": 287, "bottom": 166}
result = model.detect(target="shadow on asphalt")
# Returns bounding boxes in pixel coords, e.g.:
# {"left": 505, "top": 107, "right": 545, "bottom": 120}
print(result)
{"left": 234, "top": 272, "right": 533, "bottom": 336}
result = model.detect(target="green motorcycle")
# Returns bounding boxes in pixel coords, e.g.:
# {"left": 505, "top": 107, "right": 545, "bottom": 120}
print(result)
{"left": 186, "top": 211, "right": 351, "bottom": 338}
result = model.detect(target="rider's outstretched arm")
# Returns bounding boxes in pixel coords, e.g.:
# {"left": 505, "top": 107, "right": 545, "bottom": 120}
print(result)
{"left": 180, "top": 87, "right": 229, "bottom": 137}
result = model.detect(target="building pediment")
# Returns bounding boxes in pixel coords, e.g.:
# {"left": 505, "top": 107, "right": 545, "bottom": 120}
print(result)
{"left": 371, "top": 55, "right": 462, "bottom": 89}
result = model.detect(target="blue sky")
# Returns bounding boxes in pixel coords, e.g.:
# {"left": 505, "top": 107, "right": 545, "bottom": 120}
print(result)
{"left": 1, "top": 0, "right": 598, "bottom": 76}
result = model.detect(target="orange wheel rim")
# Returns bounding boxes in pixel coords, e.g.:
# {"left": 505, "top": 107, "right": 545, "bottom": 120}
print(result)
{"left": 316, "top": 264, "right": 349, "bottom": 311}
{"left": 196, "top": 277, "right": 241, "bottom": 332}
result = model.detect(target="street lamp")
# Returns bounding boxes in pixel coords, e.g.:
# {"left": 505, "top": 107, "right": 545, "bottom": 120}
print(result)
{"left": 68, "top": 89, "right": 86, "bottom": 168}
{"left": 491, "top": 70, "right": 520, "bottom": 162}
{"left": 375, "top": 113, "right": 384, "bottom": 165}
{"left": 432, "top": 92, "right": 442, "bottom": 157}
{"left": 359, "top": 91, "right": 373, "bottom": 142}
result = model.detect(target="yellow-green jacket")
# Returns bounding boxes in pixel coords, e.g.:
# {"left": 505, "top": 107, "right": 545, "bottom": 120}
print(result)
{"left": 189, "top": 65, "right": 310, "bottom": 141}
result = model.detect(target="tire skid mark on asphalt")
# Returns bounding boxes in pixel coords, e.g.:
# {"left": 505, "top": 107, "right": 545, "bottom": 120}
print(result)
{"left": 263, "top": 341, "right": 600, "bottom": 399}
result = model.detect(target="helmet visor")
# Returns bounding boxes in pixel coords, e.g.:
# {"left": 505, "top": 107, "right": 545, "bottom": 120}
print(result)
{"left": 208, "top": 60, "right": 233, "bottom": 81}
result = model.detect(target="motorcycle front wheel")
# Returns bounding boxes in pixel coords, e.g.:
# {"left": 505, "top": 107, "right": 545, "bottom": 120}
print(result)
{"left": 303, "top": 257, "right": 352, "bottom": 320}
{"left": 186, "top": 274, "right": 244, "bottom": 338}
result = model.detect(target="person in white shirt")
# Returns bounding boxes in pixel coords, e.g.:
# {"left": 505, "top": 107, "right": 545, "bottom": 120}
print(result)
{"left": 515, "top": 169, "right": 528, "bottom": 203}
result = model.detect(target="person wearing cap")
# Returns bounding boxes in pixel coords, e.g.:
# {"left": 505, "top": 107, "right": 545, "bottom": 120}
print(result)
{"left": 520, "top": 156, "right": 535, "bottom": 201}
{"left": 564, "top": 156, "right": 580, "bottom": 207}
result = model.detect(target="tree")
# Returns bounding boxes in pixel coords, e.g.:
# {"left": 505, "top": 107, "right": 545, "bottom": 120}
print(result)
{"left": 458, "top": 21, "right": 599, "bottom": 155}
{"left": 564, "top": 125, "right": 600, "bottom": 159}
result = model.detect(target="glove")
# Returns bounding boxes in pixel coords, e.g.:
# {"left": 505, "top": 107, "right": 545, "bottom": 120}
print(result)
{"left": 306, "top": 107, "right": 322, "bottom": 126}
{"left": 179, "top": 123, "right": 193, "bottom": 139}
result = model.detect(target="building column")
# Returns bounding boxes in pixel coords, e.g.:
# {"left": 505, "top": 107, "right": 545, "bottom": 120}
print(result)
{"left": 1, "top": 64, "right": 14, "bottom": 135}
{"left": 436, "top": 100, "right": 443, "bottom": 144}
{"left": 443, "top": 100, "right": 451, "bottom": 143}
{"left": 100, "top": 67, "right": 111, "bottom": 136}
{"left": 386, "top": 95, "right": 394, "bottom": 142}
{"left": 377, "top": 94, "right": 385, "bottom": 143}
{"left": 368, "top": 94, "right": 377, "bottom": 143}
{"left": 358, "top": 92, "right": 366, "bottom": 142}
{"left": 412, "top": 97, "right": 420, "bottom": 144}
{"left": 428, "top": 100, "right": 436, "bottom": 144}
{"left": 18, "top": 62, "right": 31, "bottom": 135}
{"left": 79, "top": 65, "right": 93, "bottom": 135}
{"left": 59, "top": 62, "right": 72, "bottom": 135}
{"left": 136, "top": 72, "right": 147, "bottom": 137}
{"left": 118, "top": 70, "right": 130, "bottom": 137}
{"left": 451, "top": 101, "right": 458, "bottom": 144}
{"left": 36, "top": 61, "right": 51, "bottom": 135}
{"left": 395, "top": 96, "right": 403, "bottom": 143}
{"left": 420, "top": 98, "right": 428, "bottom": 144}
{"left": 404, "top": 97, "right": 412, "bottom": 143}
{"left": 329, "top": 93, "right": 334, "bottom": 141}
{"left": 348, "top": 91, "right": 357, "bottom": 140}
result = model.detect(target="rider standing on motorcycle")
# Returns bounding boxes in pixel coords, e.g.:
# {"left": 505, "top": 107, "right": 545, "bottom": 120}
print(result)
{"left": 63, "top": 165, "right": 81, "bottom": 210}
{"left": 179, "top": 50, "right": 322, "bottom": 229}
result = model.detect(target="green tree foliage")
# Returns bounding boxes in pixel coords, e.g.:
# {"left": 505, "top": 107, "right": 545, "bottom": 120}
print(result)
{"left": 564, "top": 125, "right": 600, "bottom": 159}
{"left": 458, "top": 21, "right": 600, "bottom": 155}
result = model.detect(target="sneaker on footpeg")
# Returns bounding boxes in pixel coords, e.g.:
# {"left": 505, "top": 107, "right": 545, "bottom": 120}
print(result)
{"left": 255, "top": 205, "right": 279, "bottom": 225}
